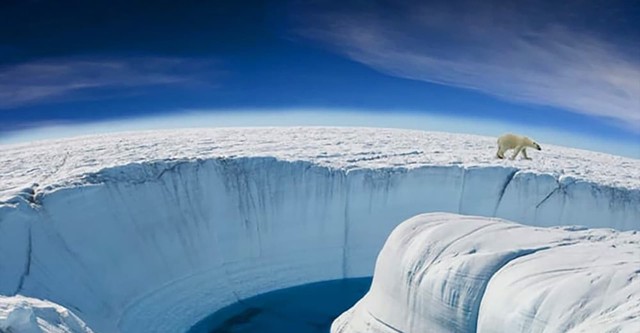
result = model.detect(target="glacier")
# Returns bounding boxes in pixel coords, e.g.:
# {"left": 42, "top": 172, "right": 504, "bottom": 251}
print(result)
{"left": 0, "top": 127, "right": 638, "bottom": 332}
{"left": 332, "top": 213, "right": 640, "bottom": 333}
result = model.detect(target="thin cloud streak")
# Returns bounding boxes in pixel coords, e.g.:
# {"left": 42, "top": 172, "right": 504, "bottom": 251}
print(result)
{"left": 298, "top": 1, "right": 640, "bottom": 132}
{"left": 0, "top": 57, "right": 216, "bottom": 108}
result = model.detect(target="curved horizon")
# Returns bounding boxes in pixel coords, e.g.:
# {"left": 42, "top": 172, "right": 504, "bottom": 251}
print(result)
{"left": 2, "top": 109, "right": 639, "bottom": 159}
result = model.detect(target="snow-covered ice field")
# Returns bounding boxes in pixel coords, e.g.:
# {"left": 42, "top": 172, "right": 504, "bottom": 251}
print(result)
{"left": 2, "top": 127, "right": 639, "bottom": 201}
{"left": 0, "top": 127, "right": 638, "bottom": 332}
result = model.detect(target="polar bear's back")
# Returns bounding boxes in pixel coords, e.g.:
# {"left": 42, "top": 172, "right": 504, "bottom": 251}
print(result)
{"left": 497, "top": 133, "right": 522, "bottom": 149}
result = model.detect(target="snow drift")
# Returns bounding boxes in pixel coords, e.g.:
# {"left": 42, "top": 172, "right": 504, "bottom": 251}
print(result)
{"left": 332, "top": 213, "right": 640, "bottom": 333}
{"left": 0, "top": 296, "right": 93, "bottom": 333}
{"left": 0, "top": 128, "right": 638, "bottom": 332}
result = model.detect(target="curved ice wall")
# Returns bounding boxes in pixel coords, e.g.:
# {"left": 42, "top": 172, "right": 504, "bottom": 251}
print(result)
{"left": 1, "top": 158, "right": 639, "bottom": 332}
{"left": 0, "top": 129, "right": 638, "bottom": 332}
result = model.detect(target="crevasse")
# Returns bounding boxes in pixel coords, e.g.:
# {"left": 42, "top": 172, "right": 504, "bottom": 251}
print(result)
{"left": 0, "top": 157, "right": 638, "bottom": 332}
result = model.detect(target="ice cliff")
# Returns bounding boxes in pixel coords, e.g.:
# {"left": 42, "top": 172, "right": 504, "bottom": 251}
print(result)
{"left": 0, "top": 128, "right": 638, "bottom": 332}
{"left": 332, "top": 213, "right": 640, "bottom": 333}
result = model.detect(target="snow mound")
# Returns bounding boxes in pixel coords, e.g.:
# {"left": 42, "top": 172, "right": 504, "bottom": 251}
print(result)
{"left": 0, "top": 295, "right": 93, "bottom": 333}
{"left": 332, "top": 212, "right": 640, "bottom": 333}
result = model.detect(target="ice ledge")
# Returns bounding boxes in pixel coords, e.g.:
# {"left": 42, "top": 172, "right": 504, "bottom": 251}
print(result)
{"left": 332, "top": 213, "right": 640, "bottom": 333}
{"left": 2, "top": 127, "right": 639, "bottom": 203}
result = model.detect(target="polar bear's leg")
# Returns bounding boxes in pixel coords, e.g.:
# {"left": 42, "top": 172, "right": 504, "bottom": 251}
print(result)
{"left": 522, "top": 148, "right": 532, "bottom": 160}
{"left": 510, "top": 146, "right": 523, "bottom": 160}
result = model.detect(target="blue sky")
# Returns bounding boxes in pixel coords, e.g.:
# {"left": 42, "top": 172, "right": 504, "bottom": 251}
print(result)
{"left": 0, "top": 0, "right": 638, "bottom": 157}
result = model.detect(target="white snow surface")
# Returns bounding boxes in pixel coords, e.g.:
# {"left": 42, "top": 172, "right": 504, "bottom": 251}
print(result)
{"left": 332, "top": 212, "right": 640, "bottom": 333}
{"left": 0, "top": 127, "right": 638, "bottom": 333}
{"left": 1, "top": 127, "right": 639, "bottom": 202}
{"left": 0, "top": 295, "right": 93, "bottom": 333}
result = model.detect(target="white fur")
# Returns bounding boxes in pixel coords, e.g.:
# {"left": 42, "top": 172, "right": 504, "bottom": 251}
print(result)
{"left": 496, "top": 133, "right": 542, "bottom": 160}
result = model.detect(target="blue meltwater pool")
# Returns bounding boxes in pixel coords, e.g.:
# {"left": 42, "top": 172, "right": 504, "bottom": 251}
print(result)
{"left": 187, "top": 278, "right": 372, "bottom": 333}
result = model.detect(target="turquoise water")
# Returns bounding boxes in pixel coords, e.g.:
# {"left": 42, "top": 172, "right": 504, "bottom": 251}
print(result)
{"left": 187, "top": 278, "right": 372, "bottom": 333}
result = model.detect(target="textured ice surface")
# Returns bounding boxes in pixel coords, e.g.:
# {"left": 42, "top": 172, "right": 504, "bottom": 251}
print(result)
{"left": 0, "top": 128, "right": 638, "bottom": 332}
{"left": 332, "top": 213, "right": 640, "bottom": 333}
{"left": 0, "top": 295, "right": 93, "bottom": 333}
{"left": 2, "top": 127, "right": 639, "bottom": 202}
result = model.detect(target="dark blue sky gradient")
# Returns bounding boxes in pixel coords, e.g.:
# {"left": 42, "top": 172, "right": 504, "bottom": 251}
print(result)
{"left": 1, "top": 0, "right": 638, "bottom": 145}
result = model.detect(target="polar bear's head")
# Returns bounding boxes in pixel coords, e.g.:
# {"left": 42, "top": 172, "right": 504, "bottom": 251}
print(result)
{"left": 532, "top": 141, "right": 542, "bottom": 151}
{"left": 523, "top": 137, "right": 542, "bottom": 151}
{"left": 529, "top": 140, "right": 542, "bottom": 151}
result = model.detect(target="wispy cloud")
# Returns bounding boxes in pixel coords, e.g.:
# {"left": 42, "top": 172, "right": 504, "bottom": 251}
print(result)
{"left": 296, "top": 1, "right": 640, "bottom": 131}
{"left": 0, "top": 57, "right": 216, "bottom": 108}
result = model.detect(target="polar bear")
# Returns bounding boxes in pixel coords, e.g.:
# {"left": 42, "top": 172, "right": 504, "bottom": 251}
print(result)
{"left": 496, "top": 133, "right": 541, "bottom": 160}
